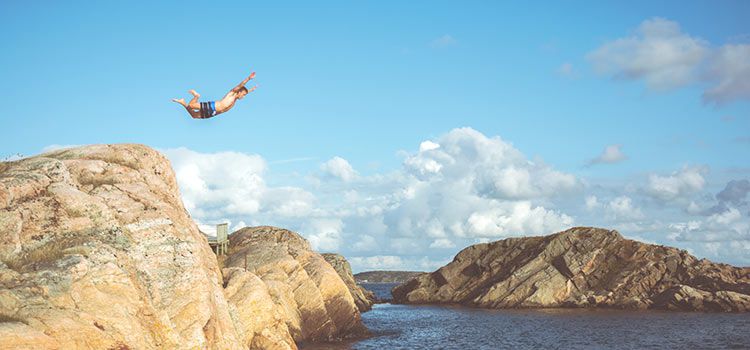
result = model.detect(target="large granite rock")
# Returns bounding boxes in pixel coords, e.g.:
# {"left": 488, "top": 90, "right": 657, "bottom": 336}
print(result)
{"left": 0, "top": 144, "right": 243, "bottom": 349}
{"left": 322, "top": 253, "right": 375, "bottom": 312}
{"left": 223, "top": 226, "right": 368, "bottom": 345}
{"left": 393, "top": 227, "right": 750, "bottom": 312}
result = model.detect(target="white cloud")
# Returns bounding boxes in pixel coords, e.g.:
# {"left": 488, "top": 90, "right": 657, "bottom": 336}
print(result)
{"left": 466, "top": 202, "right": 573, "bottom": 238}
{"left": 419, "top": 140, "right": 440, "bottom": 152}
{"left": 585, "top": 195, "right": 600, "bottom": 210}
{"left": 588, "top": 17, "right": 750, "bottom": 104}
{"left": 162, "top": 147, "right": 316, "bottom": 226}
{"left": 429, "top": 238, "right": 455, "bottom": 249}
{"left": 159, "top": 128, "right": 749, "bottom": 271}
{"left": 320, "top": 156, "right": 358, "bottom": 182}
{"left": 404, "top": 128, "right": 578, "bottom": 199}
{"left": 703, "top": 44, "right": 750, "bottom": 104}
{"left": 588, "top": 17, "right": 708, "bottom": 90}
{"left": 304, "top": 218, "right": 344, "bottom": 252}
{"left": 647, "top": 166, "right": 707, "bottom": 201}
{"left": 606, "top": 196, "right": 644, "bottom": 220}
{"left": 431, "top": 34, "right": 457, "bottom": 48}
{"left": 668, "top": 208, "right": 749, "bottom": 243}
{"left": 588, "top": 144, "right": 627, "bottom": 165}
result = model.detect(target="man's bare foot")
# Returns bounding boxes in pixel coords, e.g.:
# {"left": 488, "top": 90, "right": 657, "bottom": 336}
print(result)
{"left": 248, "top": 85, "right": 258, "bottom": 93}
{"left": 248, "top": 72, "right": 256, "bottom": 80}
{"left": 188, "top": 89, "right": 200, "bottom": 97}
{"left": 172, "top": 98, "right": 186, "bottom": 106}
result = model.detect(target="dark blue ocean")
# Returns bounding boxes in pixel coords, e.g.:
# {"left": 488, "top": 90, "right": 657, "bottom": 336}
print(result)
{"left": 301, "top": 283, "right": 750, "bottom": 350}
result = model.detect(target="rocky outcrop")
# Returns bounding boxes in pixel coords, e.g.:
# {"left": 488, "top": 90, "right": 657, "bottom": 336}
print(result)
{"left": 393, "top": 227, "right": 750, "bottom": 312}
{"left": 354, "top": 271, "right": 426, "bottom": 284}
{"left": 322, "top": 253, "right": 375, "bottom": 312}
{"left": 0, "top": 144, "right": 243, "bottom": 349}
{"left": 223, "top": 226, "right": 368, "bottom": 346}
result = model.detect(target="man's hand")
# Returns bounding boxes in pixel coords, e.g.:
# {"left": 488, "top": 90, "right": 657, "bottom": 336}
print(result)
{"left": 239, "top": 72, "right": 256, "bottom": 87}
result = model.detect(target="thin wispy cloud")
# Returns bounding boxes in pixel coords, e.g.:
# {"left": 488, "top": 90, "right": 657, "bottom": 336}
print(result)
{"left": 431, "top": 34, "right": 457, "bottom": 48}
{"left": 556, "top": 62, "right": 577, "bottom": 78}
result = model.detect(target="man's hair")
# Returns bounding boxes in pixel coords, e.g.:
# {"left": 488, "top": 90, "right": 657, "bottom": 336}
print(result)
{"left": 237, "top": 86, "right": 249, "bottom": 94}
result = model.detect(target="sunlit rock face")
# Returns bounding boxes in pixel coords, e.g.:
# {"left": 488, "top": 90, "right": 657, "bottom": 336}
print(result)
{"left": 322, "top": 253, "right": 375, "bottom": 312}
{"left": 223, "top": 226, "right": 369, "bottom": 345}
{"left": 393, "top": 227, "right": 750, "bottom": 312}
{"left": 0, "top": 144, "right": 243, "bottom": 349}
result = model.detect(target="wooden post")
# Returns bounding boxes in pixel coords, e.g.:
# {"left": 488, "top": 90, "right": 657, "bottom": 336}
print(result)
{"left": 244, "top": 253, "right": 247, "bottom": 271}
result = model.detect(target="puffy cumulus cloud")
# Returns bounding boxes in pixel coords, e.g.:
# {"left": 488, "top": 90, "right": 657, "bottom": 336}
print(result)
{"left": 668, "top": 207, "right": 749, "bottom": 243}
{"left": 588, "top": 17, "right": 750, "bottom": 104}
{"left": 587, "top": 144, "right": 627, "bottom": 165}
{"left": 162, "top": 147, "right": 316, "bottom": 226}
{"left": 378, "top": 128, "right": 577, "bottom": 243}
{"left": 320, "top": 156, "right": 358, "bottom": 182}
{"left": 646, "top": 166, "right": 707, "bottom": 201}
{"left": 605, "top": 196, "right": 644, "bottom": 221}
{"left": 587, "top": 18, "right": 708, "bottom": 90}
{"left": 429, "top": 238, "right": 455, "bottom": 249}
{"left": 405, "top": 128, "right": 578, "bottom": 199}
{"left": 465, "top": 202, "right": 573, "bottom": 238}
{"left": 717, "top": 179, "right": 750, "bottom": 206}
{"left": 585, "top": 195, "right": 600, "bottom": 210}
{"left": 159, "top": 127, "right": 750, "bottom": 270}
{"left": 303, "top": 218, "right": 344, "bottom": 252}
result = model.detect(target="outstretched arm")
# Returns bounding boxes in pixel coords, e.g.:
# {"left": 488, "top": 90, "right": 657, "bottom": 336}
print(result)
{"left": 234, "top": 72, "right": 256, "bottom": 90}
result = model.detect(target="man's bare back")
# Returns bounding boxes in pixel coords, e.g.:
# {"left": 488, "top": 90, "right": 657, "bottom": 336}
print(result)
{"left": 172, "top": 72, "right": 257, "bottom": 119}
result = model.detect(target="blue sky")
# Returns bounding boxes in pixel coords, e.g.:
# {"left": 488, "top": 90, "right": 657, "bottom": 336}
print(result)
{"left": 2, "top": 1, "right": 749, "bottom": 271}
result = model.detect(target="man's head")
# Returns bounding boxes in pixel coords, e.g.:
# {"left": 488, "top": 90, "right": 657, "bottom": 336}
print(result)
{"left": 237, "top": 86, "right": 249, "bottom": 99}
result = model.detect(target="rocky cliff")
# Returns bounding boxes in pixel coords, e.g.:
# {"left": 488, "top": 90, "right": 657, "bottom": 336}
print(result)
{"left": 0, "top": 144, "right": 242, "bottom": 349}
{"left": 223, "top": 227, "right": 368, "bottom": 346}
{"left": 322, "top": 253, "right": 375, "bottom": 312}
{"left": 0, "top": 144, "right": 369, "bottom": 350}
{"left": 392, "top": 227, "right": 750, "bottom": 312}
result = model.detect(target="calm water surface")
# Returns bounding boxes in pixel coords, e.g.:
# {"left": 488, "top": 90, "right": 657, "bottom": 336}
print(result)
{"left": 302, "top": 283, "right": 750, "bottom": 350}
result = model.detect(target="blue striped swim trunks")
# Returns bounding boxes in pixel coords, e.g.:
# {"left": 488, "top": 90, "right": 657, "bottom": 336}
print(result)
{"left": 199, "top": 101, "right": 216, "bottom": 119}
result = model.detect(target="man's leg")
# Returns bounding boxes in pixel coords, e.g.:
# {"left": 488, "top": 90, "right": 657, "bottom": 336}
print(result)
{"left": 188, "top": 90, "right": 201, "bottom": 109}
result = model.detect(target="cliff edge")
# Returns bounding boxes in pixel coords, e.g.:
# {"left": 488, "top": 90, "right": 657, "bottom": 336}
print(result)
{"left": 0, "top": 144, "right": 242, "bottom": 349}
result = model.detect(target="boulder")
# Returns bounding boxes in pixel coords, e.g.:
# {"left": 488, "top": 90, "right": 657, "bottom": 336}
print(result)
{"left": 223, "top": 226, "right": 368, "bottom": 344}
{"left": 392, "top": 227, "right": 750, "bottom": 312}
{"left": 322, "top": 253, "right": 375, "bottom": 312}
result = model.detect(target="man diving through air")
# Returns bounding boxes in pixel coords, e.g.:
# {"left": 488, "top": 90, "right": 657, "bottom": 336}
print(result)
{"left": 172, "top": 72, "right": 257, "bottom": 119}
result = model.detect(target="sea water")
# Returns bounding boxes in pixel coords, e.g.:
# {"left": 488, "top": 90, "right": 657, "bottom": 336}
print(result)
{"left": 301, "top": 283, "right": 750, "bottom": 350}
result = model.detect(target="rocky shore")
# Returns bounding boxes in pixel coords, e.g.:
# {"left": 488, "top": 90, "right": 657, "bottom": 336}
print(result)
{"left": 393, "top": 227, "right": 750, "bottom": 312}
{"left": 0, "top": 144, "right": 368, "bottom": 349}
